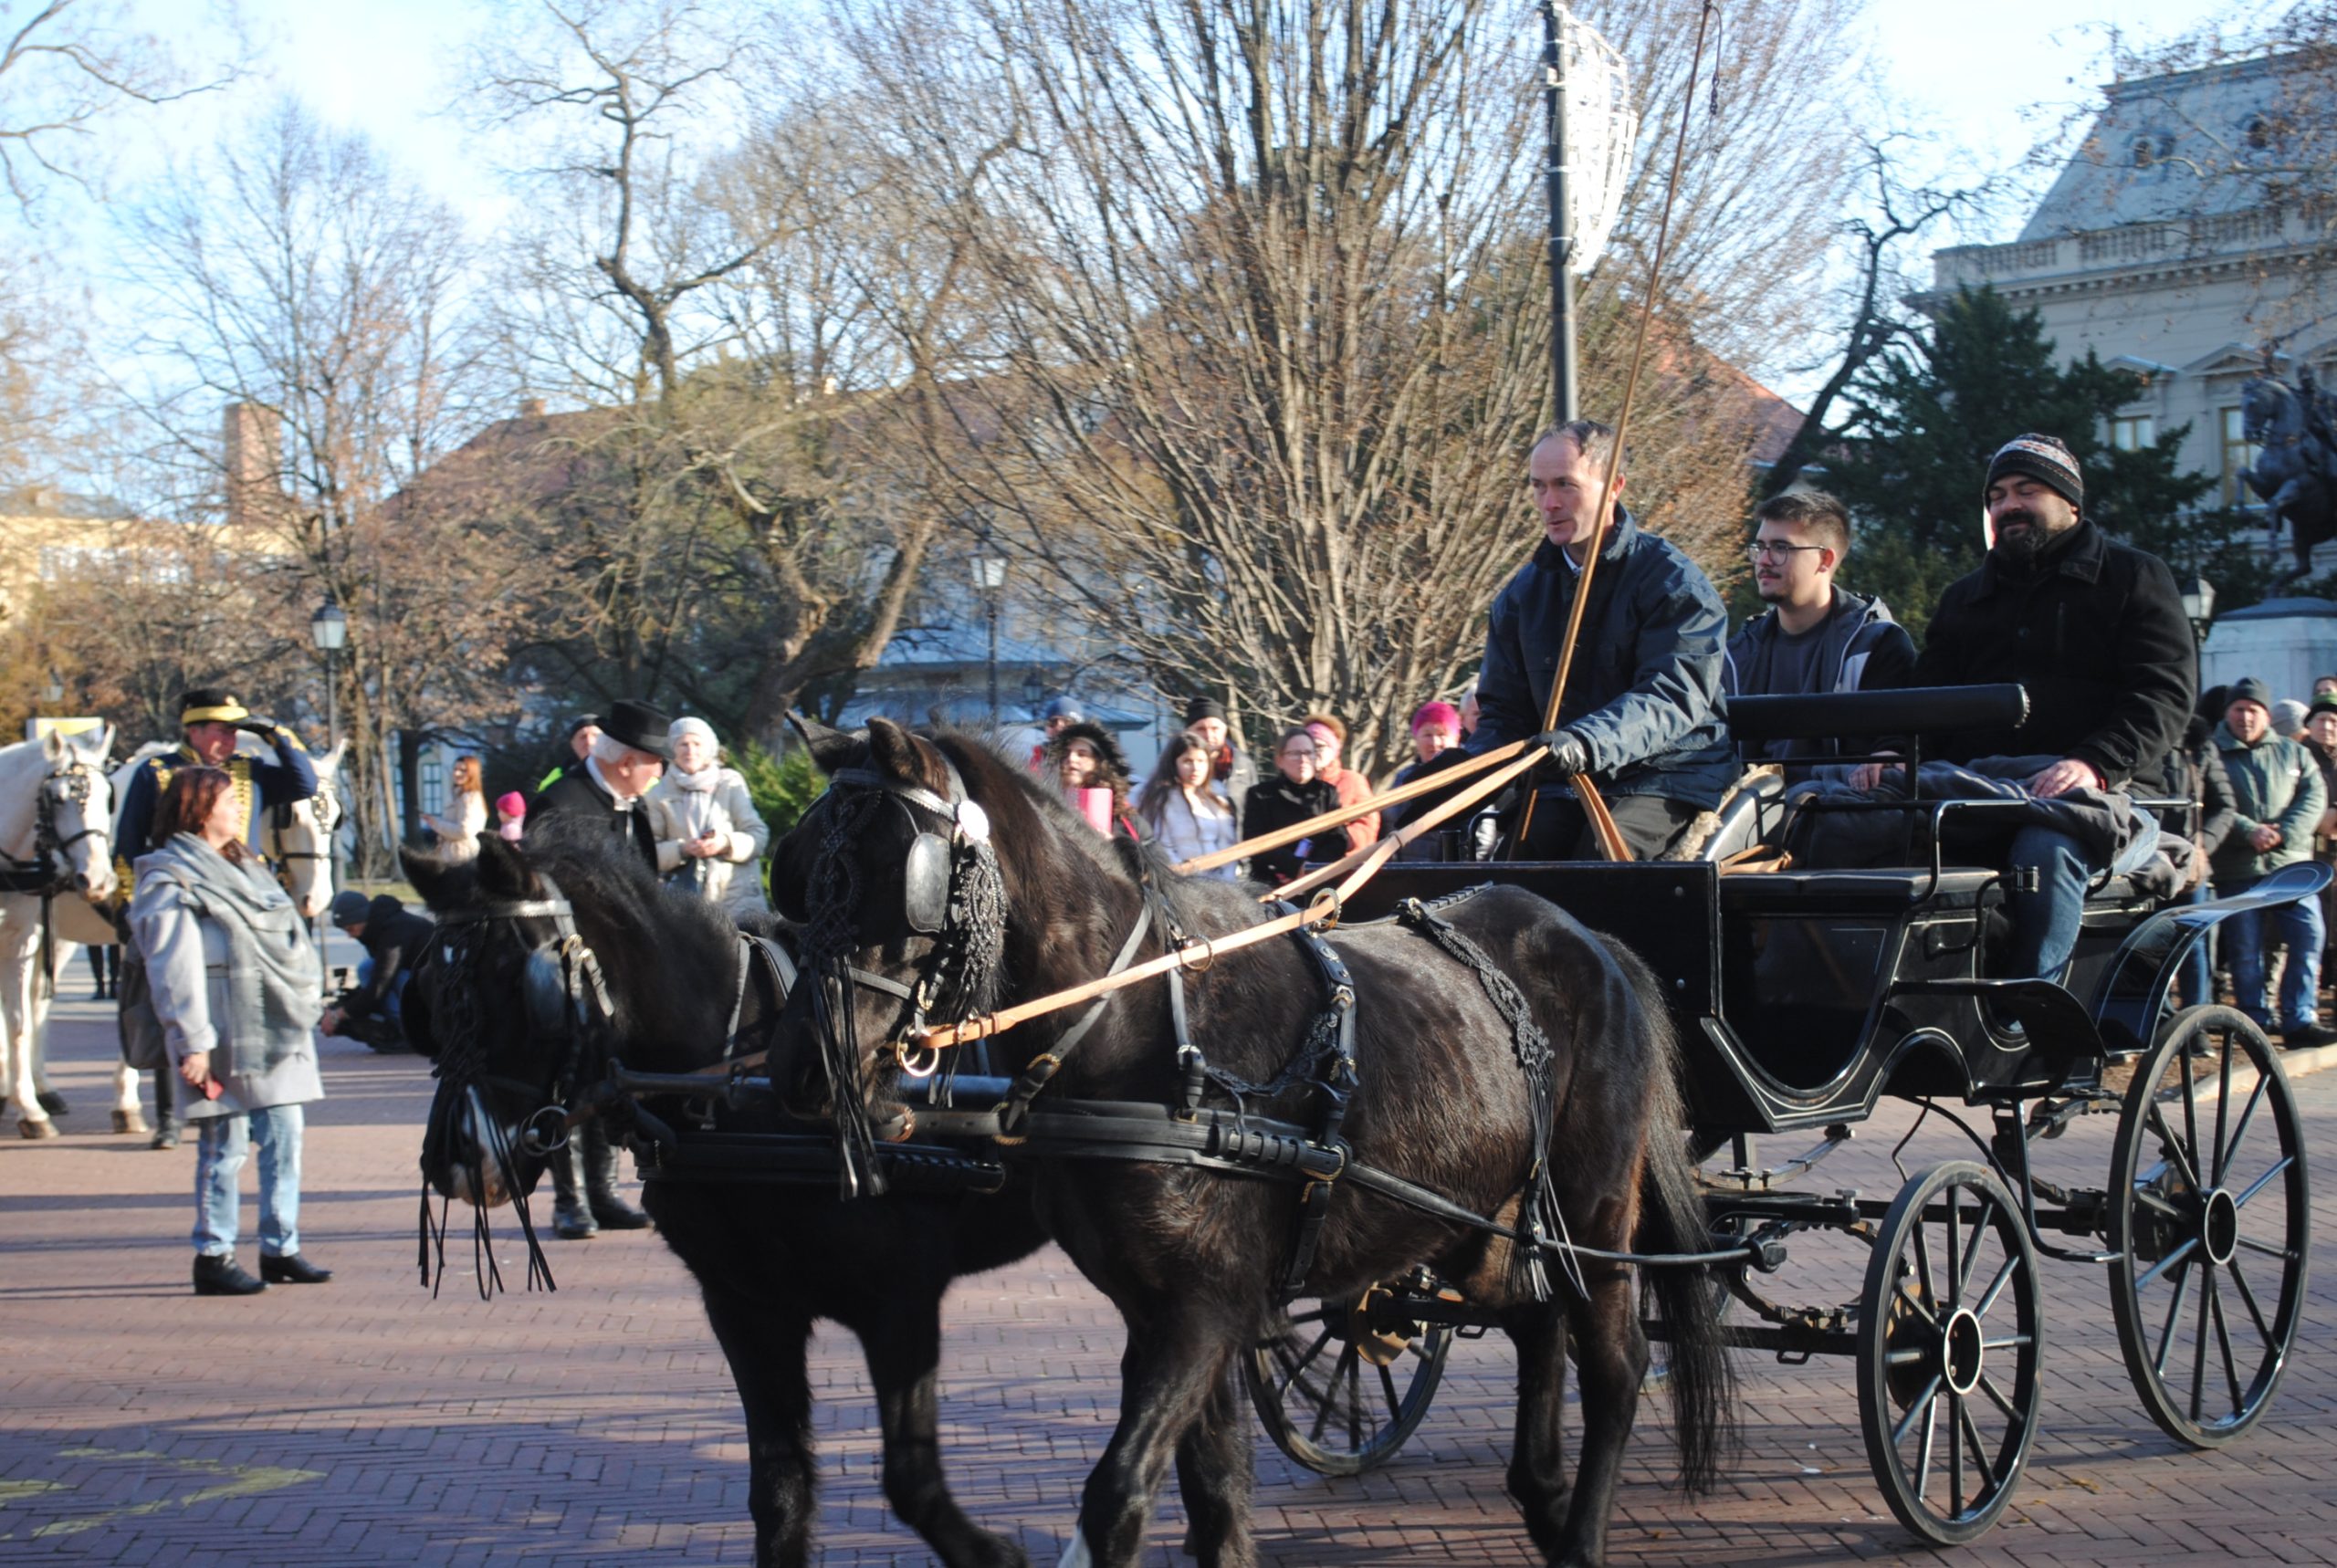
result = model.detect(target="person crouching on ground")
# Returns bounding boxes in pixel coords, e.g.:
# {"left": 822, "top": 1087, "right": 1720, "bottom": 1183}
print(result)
{"left": 130, "top": 766, "right": 330, "bottom": 1295}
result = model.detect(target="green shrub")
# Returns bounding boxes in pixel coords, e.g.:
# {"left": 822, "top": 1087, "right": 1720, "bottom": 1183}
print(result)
{"left": 734, "top": 741, "right": 825, "bottom": 838}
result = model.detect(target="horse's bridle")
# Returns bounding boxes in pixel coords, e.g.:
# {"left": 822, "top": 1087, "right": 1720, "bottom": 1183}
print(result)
{"left": 431, "top": 879, "right": 616, "bottom": 1158}
{"left": 809, "top": 762, "right": 1005, "bottom": 1073}
{"left": 5, "top": 756, "right": 110, "bottom": 896}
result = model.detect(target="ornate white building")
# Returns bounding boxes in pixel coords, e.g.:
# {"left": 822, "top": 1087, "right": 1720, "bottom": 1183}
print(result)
{"left": 1926, "top": 49, "right": 2337, "bottom": 571}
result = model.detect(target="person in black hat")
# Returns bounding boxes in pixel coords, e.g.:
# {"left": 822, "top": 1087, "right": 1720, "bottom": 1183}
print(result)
{"left": 1182, "top": 695, "right": 1257, "bottom": 821}
{"left": 319, "top": 890, "right": 434, "bottom": 1051}
{"left": 1880, "top": 432, "right": 2196, "bottom": 982}
{"left": 528, "top": 699, "right": 671, "bottom": 875}
{"left": 114, "top": 689, "right": 321, "bottom": 1150}
{"left": 536, "top": 712, "right": 603, "bottom": 792}
{"left": 523, "top": 698, "right": 667, "bottom": 1238}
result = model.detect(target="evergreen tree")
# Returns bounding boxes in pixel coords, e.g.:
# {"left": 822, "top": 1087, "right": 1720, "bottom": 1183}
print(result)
{"left": 1822, "top": 286, "right": 2254, "bottom": 636}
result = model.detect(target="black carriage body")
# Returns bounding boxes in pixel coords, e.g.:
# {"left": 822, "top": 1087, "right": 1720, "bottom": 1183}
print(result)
{"left": 1341, "top": 859, "right": 2165, "bottom": 1142}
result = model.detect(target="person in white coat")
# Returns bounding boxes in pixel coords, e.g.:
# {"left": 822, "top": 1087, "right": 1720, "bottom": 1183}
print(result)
{"left": 130, "top": 766, "right": 328, "bottom": 1296}
{"left": 421, "top": 756, "right": 489, "bottom": 863}
{"left": 648, "top": 717, "right": 770, "bottom": 918}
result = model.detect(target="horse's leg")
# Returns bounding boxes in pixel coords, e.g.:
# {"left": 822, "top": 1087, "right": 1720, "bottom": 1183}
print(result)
{"left": 111, "top": 1052, "right": 146, "bottom": 1134}
{"left": 1553, "top": 1270, "right": 1648, "bottom": 1568}
{"left": 698, "top": 1287, "right": 819, "bottom": 1568}
{"left": 859, "top": 1296, "right": 1029, "bottom": 1568}
{"left": 0, "top": 919, "right": 50, "bottom": 1134}
{"left": 1064, "top": 1308, "right": 1238, "bottom": 1568}
{"left": 1502, "top": 1300, "right": 1574, "bottom": 1561}
{"left": 1169, "top": 1361, "right": 1256, "bottom": 1568}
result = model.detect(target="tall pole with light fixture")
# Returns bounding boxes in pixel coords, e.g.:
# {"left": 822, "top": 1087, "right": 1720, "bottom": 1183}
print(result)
{"left": 309, "top": 601, "right": 348, "bottom": 990}
{"left": 970, "top": 536, "right": 1008, "bottom": 727}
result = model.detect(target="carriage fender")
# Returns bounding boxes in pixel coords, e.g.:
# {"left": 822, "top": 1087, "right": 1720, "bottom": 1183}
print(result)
{"left": 2090, "top": 860, "right": 2333, "bottom": 1053}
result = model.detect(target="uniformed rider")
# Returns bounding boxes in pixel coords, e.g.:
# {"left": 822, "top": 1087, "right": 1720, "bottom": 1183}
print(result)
{"left": 114, "top": 689, "right": 320, "bottom": 1150}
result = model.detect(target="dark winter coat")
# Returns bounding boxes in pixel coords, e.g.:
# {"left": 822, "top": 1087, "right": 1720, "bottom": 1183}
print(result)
{"left": 347, "top": 894, "right": 435, "bottom": 1016}
{"left": 1468, "top": 507, "right": 1737, "bottom": 809}
{"left": 1724, "top": 588, "right": 1918, "bottom": 768}
{"left": 1912, "top": 520, "right": 2196, "bottom": 798}
{"left": 1242, "top": 775, "right": 1340, "bottom": 887}
{"left": 529, "top": 764, "right": 661, "bottom": 874}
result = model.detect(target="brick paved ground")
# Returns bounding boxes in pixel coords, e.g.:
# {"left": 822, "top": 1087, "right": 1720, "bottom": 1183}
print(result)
{"left": 5, "top": 992, "right": 2336, "bottom": 1565}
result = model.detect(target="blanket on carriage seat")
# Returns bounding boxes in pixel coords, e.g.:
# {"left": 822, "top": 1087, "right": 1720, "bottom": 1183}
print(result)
{"left": 1782, "top": 754, "right": 2194, "bottom": 896}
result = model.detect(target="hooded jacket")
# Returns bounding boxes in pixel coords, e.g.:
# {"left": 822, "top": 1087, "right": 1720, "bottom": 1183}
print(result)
{"left": 1468, "top": 507, "right": 1736, "bottom": 809}
{"left": 1724, "top": 588, "right": 1918, "bottom": 766}
{"left": 1912, "top": 519, "right": 2196, "bottom": 797}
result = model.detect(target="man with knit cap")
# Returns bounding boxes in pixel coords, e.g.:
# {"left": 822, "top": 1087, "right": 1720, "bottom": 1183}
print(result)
{"left": 1183, "top": 696, "right": 1257, "bottom": 821}
{"left": 1902, "top": 433, "right": 2196, "bottom": 982}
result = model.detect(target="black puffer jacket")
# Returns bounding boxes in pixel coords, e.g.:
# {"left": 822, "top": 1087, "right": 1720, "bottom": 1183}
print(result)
{"left": 1912, "top": 521, "right": 2196, "bottom": 797}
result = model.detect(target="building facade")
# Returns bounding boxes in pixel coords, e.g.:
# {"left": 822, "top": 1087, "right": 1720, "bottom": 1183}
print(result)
{"left": 1926, "top": 51, "right": 2337, "bottom": 570}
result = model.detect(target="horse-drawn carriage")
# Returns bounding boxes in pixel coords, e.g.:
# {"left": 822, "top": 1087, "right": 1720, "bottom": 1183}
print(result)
{"left": 410, "top": 686, "right": 2319, "bottom": 1565}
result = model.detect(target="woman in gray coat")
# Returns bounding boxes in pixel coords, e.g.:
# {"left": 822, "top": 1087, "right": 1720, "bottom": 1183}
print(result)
{"left": 130, "top": 766, "right": 329, "bottom": 1295}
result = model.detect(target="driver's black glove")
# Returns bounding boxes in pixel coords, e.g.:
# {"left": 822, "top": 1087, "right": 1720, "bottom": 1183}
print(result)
{"left": 1534, "top": 729, "right": 1590, "bottom": 775}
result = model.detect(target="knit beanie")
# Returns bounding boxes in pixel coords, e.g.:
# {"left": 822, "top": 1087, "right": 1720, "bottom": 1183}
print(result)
{"left": 1184, "top": 696, "right": 1227, "bottom": 726}
{"left": 2228, "top": 676, "right": 2273, "bottom": 712}
{"left": 1410, "top": 701, "right": 1462, "bottom": 734}
{"left": 1983, "top": 434, "right": 2084, "bottom": 512}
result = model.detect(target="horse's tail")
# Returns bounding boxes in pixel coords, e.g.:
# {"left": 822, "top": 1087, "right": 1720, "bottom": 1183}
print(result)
{"left": 1609, "top": 940, "right": 1737, "bottom": 1494}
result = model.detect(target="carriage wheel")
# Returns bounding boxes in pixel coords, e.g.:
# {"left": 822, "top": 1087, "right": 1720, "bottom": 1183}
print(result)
{"left": 1856, "top": 1161, "right": 2042, "bottom": 1546}
{"left": 2108, "top": 1005, "right": 2311, "bottom": 1449}
{"left": 1244, "top": 1284, "right": 1454, "bottom": 1476}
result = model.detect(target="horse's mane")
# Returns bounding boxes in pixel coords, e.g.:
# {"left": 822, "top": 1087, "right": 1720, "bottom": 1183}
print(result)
{"left": 469, "top": 818, "right": 743, "bottom": 1044}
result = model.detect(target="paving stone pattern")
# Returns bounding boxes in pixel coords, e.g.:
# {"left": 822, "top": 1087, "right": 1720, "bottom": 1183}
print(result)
{"left": 4, "top": 994, "right": 2335, "bottom": 1564}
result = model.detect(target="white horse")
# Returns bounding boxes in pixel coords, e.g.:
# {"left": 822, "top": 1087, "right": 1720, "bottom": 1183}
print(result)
{"left": 23, "top": 737, "right": 348, "bottom": 1140}
{"left": 0, "top": 727, "right": 119, "bottom": 1139}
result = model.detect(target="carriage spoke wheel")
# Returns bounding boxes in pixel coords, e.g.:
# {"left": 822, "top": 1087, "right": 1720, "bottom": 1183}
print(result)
{"left": 1245, "top": 1281, "right": 1454, "bottom": 1476}
{"left": 1856, "top": 1162, "right": 2041, "bottom": 1546}
{"left": 2109, "top": 1005, "right": 2311, "bottom": 1448}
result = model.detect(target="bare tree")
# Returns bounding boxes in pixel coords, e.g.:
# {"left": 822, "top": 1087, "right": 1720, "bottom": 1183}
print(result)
{"left": 834, "top": 0, "right": 1870, "bottom": 771}
{"left": 0, "top": 0, "right": 235, "bottom": 212}
{"left": 468, "top": 0, "right": 953, "bottom": 741}
{"left": 111, "top": 100, "right": 515, "bottom": 871}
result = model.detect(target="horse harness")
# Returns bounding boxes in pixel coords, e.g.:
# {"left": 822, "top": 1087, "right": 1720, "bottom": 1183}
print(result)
{"left": 0, "top": 755, "right": 113, "bottom": 984}
{"left": 791, "top": 761, "right": 1582, "bottom": 1301}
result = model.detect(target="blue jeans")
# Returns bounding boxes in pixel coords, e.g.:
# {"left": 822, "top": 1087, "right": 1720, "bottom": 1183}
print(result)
{"left": 2217, "top": 875, "right": 2326, "bottom": 1031}
{"left": 192, "top": 1103, "right": 305, "bottom": 1259}
{"left": 356, "top": 958, "right": 407, "bottom": 1026}
{"left": 2004, "top": 824, "right": 2160, "bottom": 981}
{"left": 2179, "top": 883, "right": 2217, "bottom": 1007}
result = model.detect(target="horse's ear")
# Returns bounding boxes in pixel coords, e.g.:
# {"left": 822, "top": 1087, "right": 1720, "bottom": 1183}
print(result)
{"left": 39, "top": 727, "right": 65, "bottom": 761}
{"left": 472, "top": 832, "right": 538, "bottom": 901}
{"left": 866, "top": 716, "right": 948, "bottom": 793}
{"left": 318, "top": 739, "right": 349, "bottom": 778}
{"left": 787, "top": 713, "right": 861, "bottom": 776}
{"left": 402, "top": 844, "right": 457, "bottom": 909}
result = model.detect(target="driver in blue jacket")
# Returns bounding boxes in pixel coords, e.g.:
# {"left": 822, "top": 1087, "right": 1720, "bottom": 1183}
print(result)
{"left": 1466, "top": 420, "right": 1735, "bottom": 860}
{"left": 115, "top": 689, "right": 320, "bottom": 887}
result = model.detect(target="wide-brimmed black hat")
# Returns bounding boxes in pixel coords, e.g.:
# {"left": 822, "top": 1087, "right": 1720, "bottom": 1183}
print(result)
{"left": 601, "top": 698, "right": 673, "bottom": 760}
{"left": 179, "top": 688, "right": 249, "bottom": 726}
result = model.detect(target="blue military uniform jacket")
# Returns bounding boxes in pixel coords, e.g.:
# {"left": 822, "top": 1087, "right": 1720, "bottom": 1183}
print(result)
{"left": 115, "top": 730, "right": 320, "bottom": 887}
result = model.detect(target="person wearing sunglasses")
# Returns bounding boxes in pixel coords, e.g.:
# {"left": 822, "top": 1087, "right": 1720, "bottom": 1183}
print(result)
{"left": 1722, "top": 489, "right": 1915, "bottom": 775}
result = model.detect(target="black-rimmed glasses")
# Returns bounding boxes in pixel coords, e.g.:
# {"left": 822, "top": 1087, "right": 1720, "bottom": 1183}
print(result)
{"left": 1746, "top": 539, "right": 1827, "bottom": 562}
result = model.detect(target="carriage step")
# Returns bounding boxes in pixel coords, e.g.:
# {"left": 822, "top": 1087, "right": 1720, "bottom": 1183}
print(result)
{"left": 1889, "top": 977, "right": 2101, "bottom": 1053}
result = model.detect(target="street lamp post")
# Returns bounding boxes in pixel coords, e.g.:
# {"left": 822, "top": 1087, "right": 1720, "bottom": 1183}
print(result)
{"left": 309, "top": 601, "right": 348, "bottom": 969}
{"left": 2179, "top": 576, "right": 2216, "bottom": 648}
{"left": 970, "top": 541, "right": 1008, "bottom": 727}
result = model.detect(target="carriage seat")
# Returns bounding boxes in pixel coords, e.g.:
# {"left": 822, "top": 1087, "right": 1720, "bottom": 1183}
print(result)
{"left": 1694, "top": 765, "right": 1785, "bottom": 864}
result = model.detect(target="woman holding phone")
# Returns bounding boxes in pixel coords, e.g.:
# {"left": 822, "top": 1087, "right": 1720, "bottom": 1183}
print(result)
{"left": 130, "top": 765, "right": 329, "bottom": 1296}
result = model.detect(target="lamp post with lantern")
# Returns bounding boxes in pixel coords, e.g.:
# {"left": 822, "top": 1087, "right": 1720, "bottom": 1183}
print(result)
{"left": 970, "top": 537, "right": 1008, "bottom": 727}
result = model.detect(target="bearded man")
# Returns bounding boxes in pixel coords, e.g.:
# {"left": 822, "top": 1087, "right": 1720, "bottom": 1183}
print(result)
{"left": 1898, "top": 433, "right": 2196, "bottom": 981}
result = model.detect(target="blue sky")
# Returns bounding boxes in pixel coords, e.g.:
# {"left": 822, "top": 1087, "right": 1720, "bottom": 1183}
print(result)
{"left": 7, "top": 0, "right": 2296, "bottom": 409}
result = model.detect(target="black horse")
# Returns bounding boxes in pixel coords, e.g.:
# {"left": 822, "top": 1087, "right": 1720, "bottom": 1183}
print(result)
{"left": 770, "top": 719, "right": 1734, "bottom": 1568}
{"left": 403, "top": 824, "right": 1050, "bottom": 1568}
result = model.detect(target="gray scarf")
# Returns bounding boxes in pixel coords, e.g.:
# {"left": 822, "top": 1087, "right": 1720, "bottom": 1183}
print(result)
{"left": 141, "top": 833, "right": 321, "bottom": 1069}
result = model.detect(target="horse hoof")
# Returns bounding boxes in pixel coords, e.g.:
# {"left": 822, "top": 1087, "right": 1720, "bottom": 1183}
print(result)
{"left": 19, "top": 1117, "right": 58, "bottom": 1140}
{"left": 112, "top": 1109, "right": 150, "bottom": 1135}
{"left": 36, "top": 1090, "right": 68, "bottom": 1116}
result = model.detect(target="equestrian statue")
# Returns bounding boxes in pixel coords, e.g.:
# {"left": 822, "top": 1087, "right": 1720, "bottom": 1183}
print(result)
{"left": 2239, "top": 366, "right": 2337, "bottom": 585}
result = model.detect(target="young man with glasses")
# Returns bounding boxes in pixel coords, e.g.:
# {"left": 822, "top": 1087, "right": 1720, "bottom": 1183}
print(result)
{"left": 1723, "top": 489, "right": 1915, "bottom": 772}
